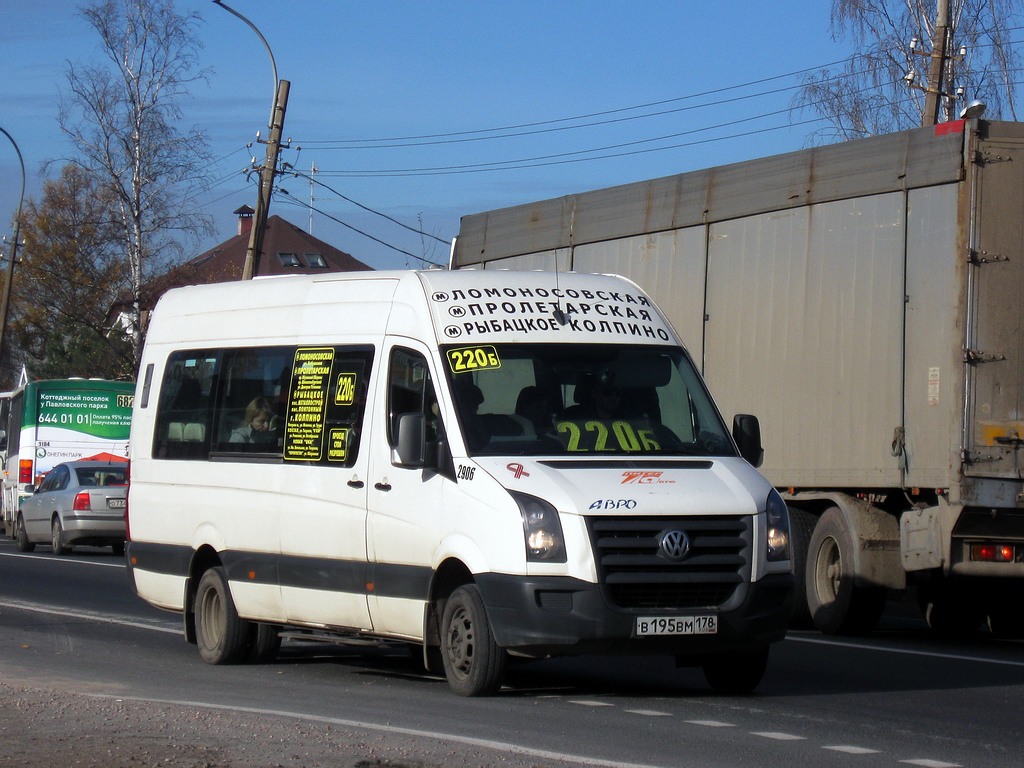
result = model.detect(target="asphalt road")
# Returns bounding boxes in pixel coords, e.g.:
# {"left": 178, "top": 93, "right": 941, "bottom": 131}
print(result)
{"left": 0, "top": 538, "right": 1022, "bottom": 768}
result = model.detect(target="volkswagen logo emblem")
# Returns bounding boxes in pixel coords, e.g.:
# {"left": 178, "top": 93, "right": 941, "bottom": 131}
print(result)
{"left": 657, "top": 529, "right": 690, "bottom": 562}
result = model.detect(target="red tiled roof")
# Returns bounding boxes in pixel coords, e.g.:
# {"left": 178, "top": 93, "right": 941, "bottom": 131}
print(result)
{"left": 130, "top": 215, "right": 373, "bottom": 312}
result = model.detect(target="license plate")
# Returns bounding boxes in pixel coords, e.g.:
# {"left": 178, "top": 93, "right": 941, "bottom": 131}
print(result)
{"left": 635, "top": 615, "right": 717, "bottom": 636}
{"left": 107, "top": 498, "right": 126, "bottom": 509}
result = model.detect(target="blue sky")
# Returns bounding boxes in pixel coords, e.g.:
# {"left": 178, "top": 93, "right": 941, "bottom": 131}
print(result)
{"left": 2, "top": 1, "right": 852, "bottom": 271}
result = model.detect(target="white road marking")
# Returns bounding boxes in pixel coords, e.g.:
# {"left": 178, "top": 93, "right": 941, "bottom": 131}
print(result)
{"left": 824, "top": 745, "right": 880, "bottom": 754}
{"left": 624, "top": 709, "right": 671, "bottom": 717}
{"left": 899, "top": 760, "right": 962, "bottom": 768}
{"left": 0, "top": 550, "right": 123, "bottom": 568}
{"left": 0, "top": 599, "right": 178, "bottom": 634}
{"left": 93, "top": 693, "right": 671, "bottom": 768}
{"left": 685, "top": 720, "right": 735, "bottom": 727}
{"left": 788, "top": 633, "right": 1024, "bottom": 668}
{"left": 751, "top": 732, "right": 806, "bottom": 741}
{"left": 569, "top": 699, "right": 615, "bottom": 707}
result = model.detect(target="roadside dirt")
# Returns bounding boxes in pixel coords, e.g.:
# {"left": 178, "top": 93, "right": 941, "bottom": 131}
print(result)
{"left": 0, "top": 680, "right": 552, "bottom": 768}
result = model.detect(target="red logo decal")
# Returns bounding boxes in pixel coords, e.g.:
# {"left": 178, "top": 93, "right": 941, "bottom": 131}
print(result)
{"left": 507, "top": 462, "right": 531, "bottom": 479}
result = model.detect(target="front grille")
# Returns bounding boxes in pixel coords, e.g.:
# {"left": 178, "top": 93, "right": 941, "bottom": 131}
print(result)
{"left": 587, "top": 516, "right": 752, "bottom": 610}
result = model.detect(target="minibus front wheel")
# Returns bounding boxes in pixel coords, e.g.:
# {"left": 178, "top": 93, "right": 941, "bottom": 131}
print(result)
{"left": 195, "top": 566, "right": 249, "bottom": 664}
{"left": 441, "top": 584, "right": 506, "bottom": 696}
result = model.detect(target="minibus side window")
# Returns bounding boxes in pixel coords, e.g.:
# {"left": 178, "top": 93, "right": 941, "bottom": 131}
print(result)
{"left": 213, "top": 346, "right": 293, "bottom": 456}
{"left": 280, "top": 346, "right": 374, "bottom": 467}
{"left": 153, "top": 351, "right": 219, "bottom": 460}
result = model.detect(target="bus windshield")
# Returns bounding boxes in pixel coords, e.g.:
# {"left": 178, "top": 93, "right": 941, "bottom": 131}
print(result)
{"left": 442, "top": 343, "right": 735, "bottom": 458}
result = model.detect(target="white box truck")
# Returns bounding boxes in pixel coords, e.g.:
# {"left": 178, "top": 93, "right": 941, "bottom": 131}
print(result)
{"left": 452, "top": 118, "right": 1024, "bottom": 637}
{"left": 125, "top": 269, "right": 794, "bottom": 695}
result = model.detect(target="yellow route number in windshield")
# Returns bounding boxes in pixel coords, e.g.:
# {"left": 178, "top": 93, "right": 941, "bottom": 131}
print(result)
{"left": 556, "top": 420, "right": 662, "bottom": 453}
{"left": 447, "top": 345, "right": 501, "bottom": 374}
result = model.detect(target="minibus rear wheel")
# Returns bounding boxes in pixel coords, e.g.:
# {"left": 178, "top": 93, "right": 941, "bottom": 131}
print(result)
{"left": 195, "top": 567, "right": 249, "bottom": 664}
{"left": 441, "top": 585, "right": 506, "bottom": 696}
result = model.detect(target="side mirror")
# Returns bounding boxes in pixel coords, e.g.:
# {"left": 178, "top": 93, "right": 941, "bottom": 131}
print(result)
{"left": 25, "top": 484, "right": 36, "bottom": 494}
{"left": 395, "top": 412, "right": 427, "bottom": 467}
{"left": 732, "top": 414, "right": 764, "bottom": 468}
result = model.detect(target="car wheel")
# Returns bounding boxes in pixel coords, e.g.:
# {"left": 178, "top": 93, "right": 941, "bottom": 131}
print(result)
{"left": 15, "top": 515, "right": 34, "bottom": 553}
{"left": 195, "top": 567, "right": 249, "bottom": 664}
{"left": 440, "top": 584, "right": 506, "bottom": 696}
{"left": 702, "top": 646, "right": 769, "bottom": 694}
{"left": 51, "top": 518, "right": 71, "bottom": 556}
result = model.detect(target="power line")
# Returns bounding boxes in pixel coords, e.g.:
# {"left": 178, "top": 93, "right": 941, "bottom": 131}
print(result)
{"left": 296, "top": 55, "right": 858, "bottom": 147}
{"left": 285, "top": 169, "right": 448, "bottom": 244}
{"left": 276, "top": 189, "right": 443, "bottom": 267}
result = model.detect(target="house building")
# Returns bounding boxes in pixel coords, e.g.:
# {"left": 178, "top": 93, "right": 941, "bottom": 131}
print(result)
{"left": 110, "top": 207, "right": 373, "bottom": 333}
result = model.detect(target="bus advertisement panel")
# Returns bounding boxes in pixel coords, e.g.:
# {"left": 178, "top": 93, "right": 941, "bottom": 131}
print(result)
{"left": 1, "top": 379, "right": 134, "bottom": 536}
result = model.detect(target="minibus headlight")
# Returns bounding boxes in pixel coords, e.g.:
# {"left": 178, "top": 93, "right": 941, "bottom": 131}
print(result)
{"left": 511, "top": 491, "right": 567, "bottom": 563}
{"left": 766, "top": 489, "right": 791, "bottom": 562}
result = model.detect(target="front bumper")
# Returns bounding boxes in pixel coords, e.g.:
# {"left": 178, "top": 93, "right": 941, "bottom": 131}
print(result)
{"left": 475, "top": 571, "right": 794, "bottom": 659}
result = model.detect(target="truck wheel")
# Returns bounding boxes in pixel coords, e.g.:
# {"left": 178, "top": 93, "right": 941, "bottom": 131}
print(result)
{"left": 787, "top": 507, "right": 817, "bottom": 628}
{"left": 441, "top": 584, "right": 506, "bottom": 696}
{"left": 15, "top": 515, "right": 34, "bottom": 553}
{"left": 702, "top": 646, "right": 769, "bottom": 694}
{"left": 51, "top": 518, "right": 71, "bottom": 555}
{"left": 245, "top": 623, "right": 282, "bottom": 663}
{"left": 807, "top": 507, "right": 886, "bottom": 634}
{"left": 195, "top": 567, "right": 249, "bottom": 664}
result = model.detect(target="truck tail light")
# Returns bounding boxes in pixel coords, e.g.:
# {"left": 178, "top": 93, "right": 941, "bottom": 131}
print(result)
{"left": 72, "top": 492, "right": 91, "bottom": 511}
{"left": 18, "top": 459, "right": 32, "bottom": 485}
{"left": 971, "top": 544, "right": 1018, "bottom": 562}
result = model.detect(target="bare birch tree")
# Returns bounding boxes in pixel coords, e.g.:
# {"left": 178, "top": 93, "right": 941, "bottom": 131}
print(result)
{"left": 59, "top": 0, "right": 213, "bottom": 366}
{"left": 794, "top": 0, "right": 1023, "bottom": 141}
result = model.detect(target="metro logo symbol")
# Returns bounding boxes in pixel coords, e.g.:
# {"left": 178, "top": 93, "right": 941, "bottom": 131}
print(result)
{"left": 621, "top": 471, "right": 673, "bottom": 485}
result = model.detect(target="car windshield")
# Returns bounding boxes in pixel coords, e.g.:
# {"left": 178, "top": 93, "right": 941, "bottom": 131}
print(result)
{"left": 443, "top": 343, "right": 735, "bottom": 458}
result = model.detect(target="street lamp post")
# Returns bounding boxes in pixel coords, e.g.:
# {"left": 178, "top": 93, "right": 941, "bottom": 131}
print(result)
{"left": 0, "top": 126, "right": 26, "bottom": 370}
{"left": 213, "top": 0, "right": 290, "bottom": 280}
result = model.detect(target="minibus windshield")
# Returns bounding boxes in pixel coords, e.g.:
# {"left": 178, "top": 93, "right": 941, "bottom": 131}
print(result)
{"left": 443, "top": 343, "right": 735, "bottom": 458}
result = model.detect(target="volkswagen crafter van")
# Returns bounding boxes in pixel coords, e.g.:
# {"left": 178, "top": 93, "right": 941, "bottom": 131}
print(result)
{"left": 126, "top": 269, "right": 794, "bottom": 695}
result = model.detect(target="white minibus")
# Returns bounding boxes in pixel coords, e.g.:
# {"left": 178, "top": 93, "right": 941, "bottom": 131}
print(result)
{"left": 126, "top": 269, "right": 793, "bottom": 695}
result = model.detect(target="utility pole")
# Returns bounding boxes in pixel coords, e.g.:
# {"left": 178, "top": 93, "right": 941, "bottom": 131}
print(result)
{"left": 923, "top": 0, "right": 951, "bottom": 126}
{"left": 242, "top": 78, "right": 290, "bottom": 281}
{"left": 308, "top": 162, "right": 318, "bottom": 235}
{"left": 0, "top": 126, "right": 25, "bottom": 370}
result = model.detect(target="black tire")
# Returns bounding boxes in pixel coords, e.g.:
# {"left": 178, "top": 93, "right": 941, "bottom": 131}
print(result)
{"left": 440, "top": 585, "right": 506, "bottom": 696}
{"left": 15, "top": 515, "right": 35, "bottom": 553}
{"left": 245, "top": 623, "right": 282, "bottom": 663}
{"left": 806, "top": 507, "right": 886, "bottom": 635}
{"left": 787, "top": 507, "right": 817, "bottom": 628}
{"left": 702, "top": 646, "right": 769, "bottom": 694}
{"left": 51, "top": 518, "right": 71, "bottom": 556}
{"left": 195, "top": 567, "right": 250, "bottom": 664}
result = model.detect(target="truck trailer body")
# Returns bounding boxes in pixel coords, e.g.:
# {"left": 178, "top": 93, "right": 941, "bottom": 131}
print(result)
{"left": 452, "top": 118, "right": 1024, "bottom": 635}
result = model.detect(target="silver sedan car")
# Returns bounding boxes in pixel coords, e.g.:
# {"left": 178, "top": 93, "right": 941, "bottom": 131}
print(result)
{"left": 17, "top": 460, "right": 128, "bottom": 556}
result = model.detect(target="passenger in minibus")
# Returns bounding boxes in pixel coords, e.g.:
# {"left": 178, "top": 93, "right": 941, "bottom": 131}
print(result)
{"left": 230, "top": 397, "right": 276, "bottom": 444}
